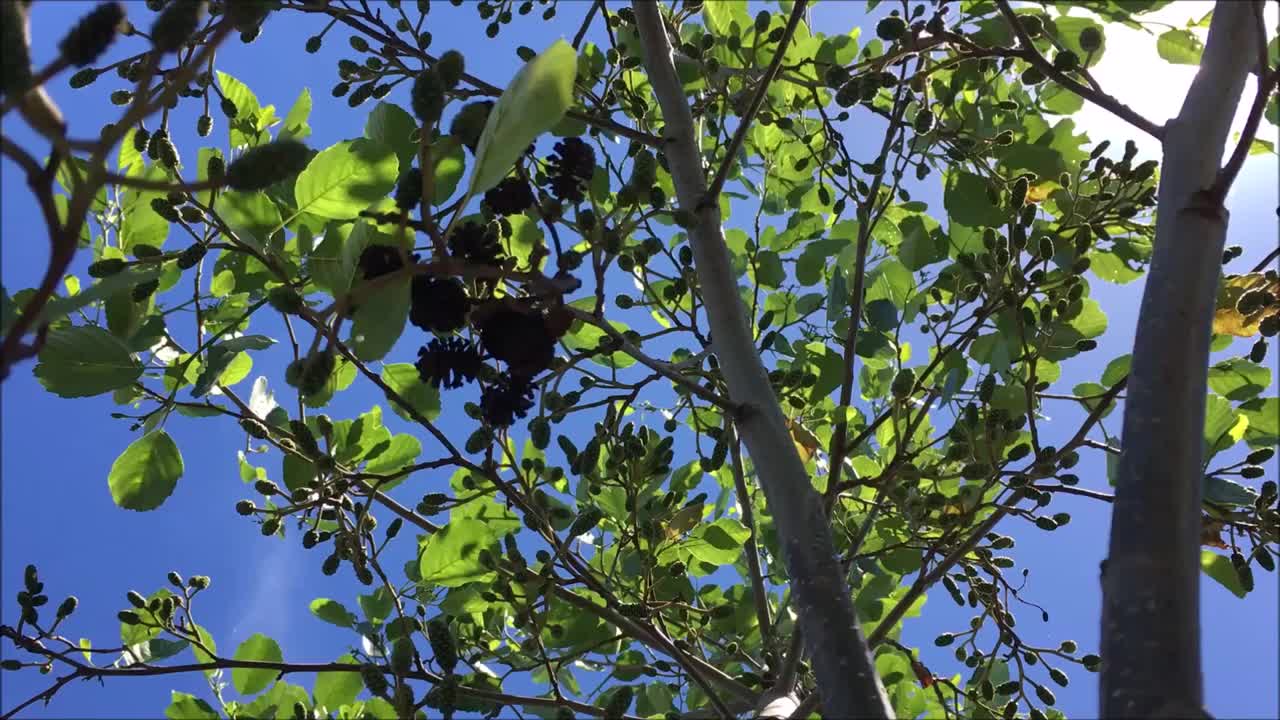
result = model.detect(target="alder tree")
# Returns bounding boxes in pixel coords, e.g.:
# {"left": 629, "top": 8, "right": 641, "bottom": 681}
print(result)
{"left": 1, "top": 1, "right": 1277, "bottom": 718}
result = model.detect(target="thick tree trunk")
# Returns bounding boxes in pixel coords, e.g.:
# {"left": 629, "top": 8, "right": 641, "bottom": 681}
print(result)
{"left": 630, "top": 2, "right": 893, "bottom": 717}
{"left": 1101, "top": 3, "right": 1262, "bottom": 717}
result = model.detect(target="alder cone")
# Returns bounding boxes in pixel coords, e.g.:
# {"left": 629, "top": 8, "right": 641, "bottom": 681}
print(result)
{"left": 409, "top": 275, "right": 469, "bottom": 334}
{"left": 225, "top": 140, "right": 311, "bottom": 191}
{"left": 59, "top": 1, "right": 125, "bottom": 67}
{"left": 474, "top": 301, "right": 556, "bottom": 377}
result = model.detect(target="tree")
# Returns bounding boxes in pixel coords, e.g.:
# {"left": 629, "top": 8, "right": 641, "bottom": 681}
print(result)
{"left": 0, "top": 1, "right": 1275, "bottom": 719}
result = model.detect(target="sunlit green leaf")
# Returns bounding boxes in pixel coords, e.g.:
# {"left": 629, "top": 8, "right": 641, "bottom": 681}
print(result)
{"left": 468, "top": 40, "right": 577, "bottom": 196}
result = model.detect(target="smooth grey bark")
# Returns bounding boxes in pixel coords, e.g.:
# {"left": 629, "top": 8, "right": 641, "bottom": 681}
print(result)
{"left": 630, "top": 2, "right": 893, "bottom": 717}
{"left": 1101, "top": 2, "right": 1263, "bottom": 716}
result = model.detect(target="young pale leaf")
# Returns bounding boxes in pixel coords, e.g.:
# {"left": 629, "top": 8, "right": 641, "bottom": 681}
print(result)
{"left": 279, "top": 87, "right": 313, "bottom": 141}
{"left": 165, "top": 692, "right": 218, "bottom": 720}
{"left": 1201, "top": 550, "right": 1247, "bottom": 598}
{"left": 1156, "top": 29, "right": 1203, "bottom": 65}
{"left": 108, "top": 431, "right": 183, "bottom": 511}
{"left": 467, "top": 40, "right": 577, "bottom": 197}
{"left": 310, "top": 598, "right": 357, "bottom": 628}
{"left": 248, "top": 376, "right": 278, "bottom": 419}
{"left": 231, "top": 633, "right": 283, "bottom": 695}
{"left": 34, "top": 325, "right": 144, "bottom": 398}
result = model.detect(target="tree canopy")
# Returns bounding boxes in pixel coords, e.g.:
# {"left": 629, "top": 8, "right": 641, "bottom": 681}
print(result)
{"left": 1, "top": 1, "right": 1277, "bottom": 719}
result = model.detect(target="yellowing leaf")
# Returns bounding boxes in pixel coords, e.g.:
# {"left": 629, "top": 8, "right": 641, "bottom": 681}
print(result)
{"left": 664, "top": 503, "right": 704, "bottom": 541}
{"left": 787, "top": 416, "right": 821, "bottom": 464}
{"left": 1026, "top": 183, "right": 1055, "bottom": 203}
{"left": 1213, "top": 273, "right": 1279, "bottom": 337}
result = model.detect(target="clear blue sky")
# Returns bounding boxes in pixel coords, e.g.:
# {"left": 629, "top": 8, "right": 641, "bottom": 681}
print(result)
{"left": 2, "top": 2, "right": 1276, "bottom": 718}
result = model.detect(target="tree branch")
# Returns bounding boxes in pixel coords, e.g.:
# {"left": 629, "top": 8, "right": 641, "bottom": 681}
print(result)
{"left": 631, "top": 3, "right": 891, "bottom": 717}
{"left": 994, "top": 0, "right": 1163, "bottom": 139}
{"left": 1102, "top": 2, "right": 1262, "bottom": 714}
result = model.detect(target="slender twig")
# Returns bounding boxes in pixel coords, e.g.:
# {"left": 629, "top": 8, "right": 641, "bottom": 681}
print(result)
{"left": 294, "top": 3, "right": 662, "bottom": 149}
{"left": 563, "top": 306, "right": 740, "bottom": 412}
{"left": 728, "top": 428, "right": 774, "bottom": 664}
{"left": 0, "top": 632, "right": 647, "bottom": 720}
{"left": 572, "top": 0, "right": 602, "bottom": 49}
{"left": 1212, "top": 66, "right": 1278, "bottom": 201}
{"left": 994, "top": 0, "right": 1163, "bottom": 139}
{"left": 701, "top": 0, "right": 808, "bottom": 208}
{"left": 822, "top": 73, "right": 913, "bottom": 511}
{"left": 0, "top": 22, "right": 234, "bottom": 378}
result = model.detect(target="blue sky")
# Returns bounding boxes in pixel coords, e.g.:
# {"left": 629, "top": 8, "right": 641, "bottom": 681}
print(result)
{"left": 2, "top": 1, "right": 1276, "bottom": 718}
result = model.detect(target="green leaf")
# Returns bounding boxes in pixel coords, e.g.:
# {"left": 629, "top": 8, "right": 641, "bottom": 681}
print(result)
{"left": 123, "top": 637, "right": 189, "bottom": 666}
{"left": 34, "top": 325, "right": 143, "bottom": 398}
{"left": 1207, "top": 358, "right": 1271, "bottom": 401}
{"left": 1204, "top": 394, "right": 1244, "bottom": 458}
{"left": 430, "top": 136, "right": 466, "bottom": 204}
{"left": 1053, "top": 16, "right": 1106, "bottom": 66}
{"left": 944, "top": 171, "right": 1005, "bottom": 228}
{"left": 865, "top": 299, "right": 898, "bottom": 332}
{"left": 1040, "top": 82, "right": 1084, "bottom": 115}
{"left": 468, "top": 40, "right": 577, "bottom": 196}
{"left": 242, "top": 682, "right": 309, "bottom": 720}
{"left": 504, "top": 213, "right": 547, "bottom": 271}
{"left": 1203, "top": 476, "right": 1258, "bottom": 506}
{"left": 119, "top": 128, "right": 145, "bottom": 173}
{"left": 755, "top": 250, "right": 785, "bottom": 288}
{"left": 637, "top": 682, "right": 677, "bottom": 717}
{"left": 191, "top": 625, "right": 218, "bottom": 676}
{"left": 309, "top": 598, "right": 357, "bottom": 628}
{"left": 217, "top": 70, "right": 262, "bottom": 119}
{"left": 214, "top": 190, "right": 283, "bottom": 249}
{"left": 897, "top": 215, "right": 946, "bottom": 270}
{"left": 334, "top": 405, "right": 392, "bottom": 464}
{"left": 282, "top": 453, "right": 314, "bottom": 494}
{"left": 279, "top": 87, "right": 313, "bottom": 142}
{"left": 308, "top": 222, "right": 357, "bottom": 297}
{"left": 703, "top": 0, "right": 749, "bottom": 35}
{"left": 295, "top": 140, "right": 399, "bottom": 220}
{"left": 303, "top": 357, "right": 357, "bottom": 408}
{"left": 34, "top": 267, "right": 161, "bottom": 327}
{"left": 1201, "top": 550, "right": 1246, "bottom": 598}
{"left": 349, "top": 275, "right": 410, "bottom": 361}
{"left": 1239, "top": 398, "right": 1278, "bottom": 448}
{"left": 365, "top": 102, "right": 418, "bottom": 166}
{"left": 379, "top": 363, "right": 442, "bottom": 422}
{"left": 108, "top": 431, "right": 184, "bottom": 511}
{"left": 314, "top": 654, "right": 362, "bottom": 709}
{"left": 196, "top": 147, "right": 225, "bottom": 208}
{"left": 232, "top": 633, "right": 283, "bottom": 695}
{"left": 192, "top": 339, "right": 262, "bottom": 398}
{"left": 120, "top": 589, "right": 171, "bottom": 645}
{"left": 359, "top": 587, "right": 394, "bottom": 624}
{"left": 363, "top": 434, "right": 421, "bottom": 485}
{"left": 684, "top": 518, "right": 751, "bottom": 565}
{"left": 1156, "top": 29, "right": 1203, "bottom": 65}
{"left": 418, "top": 517, "right": 497, "bottom": 587}
{"left": 562, "top": 298, "right": 636, "bottom": 369}
{"left": 166, "top": 691, "right": 218, "bottom": 720}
